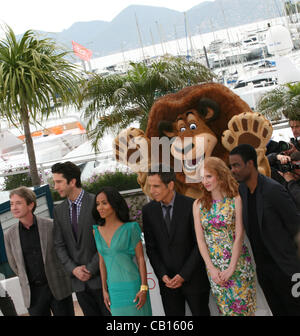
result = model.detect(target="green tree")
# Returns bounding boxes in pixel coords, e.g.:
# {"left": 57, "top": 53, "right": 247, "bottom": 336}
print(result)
{"left": 257, "top": 82, "right": 300, "bottom": 121}
{"left": 0, "top": 26, "right": 82, "bottom": 186}
{"left": 83, "top": 56, "right": 215, "bottom": 149}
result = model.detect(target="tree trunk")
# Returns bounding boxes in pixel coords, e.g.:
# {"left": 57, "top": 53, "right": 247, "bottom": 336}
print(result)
{"left": 22, "top": 108, "right": 41, "bottom": 187}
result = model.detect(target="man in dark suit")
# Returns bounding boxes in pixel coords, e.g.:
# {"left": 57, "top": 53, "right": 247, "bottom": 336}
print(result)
{"left": 229, "top": 144, "right": 300, "bottom": 316}
{"left": 52, "top": 161, "right": 109, "bottom": 316}
{"left": 142, "top": 165, "right": 210, "bottom": 316}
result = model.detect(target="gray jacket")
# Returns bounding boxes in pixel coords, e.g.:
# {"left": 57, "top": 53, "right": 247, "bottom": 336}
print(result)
{"left": 4, "top": 216, "right": 72, "bottom": 308}
{"left": 53, "top": 191, "right": 101, "bottom": 292}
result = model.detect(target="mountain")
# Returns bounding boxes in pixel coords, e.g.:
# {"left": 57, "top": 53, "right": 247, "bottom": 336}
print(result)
{"left": 90, "top": 5, "right": 183, "bottom": 57}
{"left": 186, "top": 0, "right": 284, "bottom": 34}
{"left": 32, "top": 0, "right": 284, "bottom": 59}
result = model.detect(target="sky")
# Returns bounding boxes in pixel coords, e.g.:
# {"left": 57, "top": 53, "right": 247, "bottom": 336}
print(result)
{"left": 0, "top": 0, "right": 213, "bottom": 34}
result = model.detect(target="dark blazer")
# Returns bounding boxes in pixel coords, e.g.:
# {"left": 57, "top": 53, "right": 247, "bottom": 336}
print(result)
{"left": 53, "top": 191, "right": 101, "bottom": 292}
{"left": 239, "top": 174, "right": 300, "bottom": 277}
{"left": 142, "top": 192, "right": 209, "bottom": 291}
{"left": 4, "top": 216, "right": 72, "bottom": 308}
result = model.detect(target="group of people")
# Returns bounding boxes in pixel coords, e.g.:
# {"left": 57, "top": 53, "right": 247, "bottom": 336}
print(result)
{"left": 1, "top": 138, "right": 300, "bottom": 316}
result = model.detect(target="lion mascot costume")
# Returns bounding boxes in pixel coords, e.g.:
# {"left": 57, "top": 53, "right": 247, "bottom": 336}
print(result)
{"left": 114, "top": 83, "right": 273, "bottom": 199}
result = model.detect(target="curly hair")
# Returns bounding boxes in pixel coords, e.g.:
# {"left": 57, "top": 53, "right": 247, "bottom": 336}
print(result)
{"left": 198, "top": 157, "right": 238, "bottom": 211}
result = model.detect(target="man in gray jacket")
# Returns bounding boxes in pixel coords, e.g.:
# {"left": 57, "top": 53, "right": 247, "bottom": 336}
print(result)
{"left": 4, "top": 187, "right": 74, "bottom": 316}
{"left": 51, "top": 161, "right": 109, "bottom": 316}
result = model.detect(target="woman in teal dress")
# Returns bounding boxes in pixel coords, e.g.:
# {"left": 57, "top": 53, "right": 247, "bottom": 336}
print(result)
{"left": 193, "top": 157, "right": 256, "bottom": 316}
{"left": 92, "top": 186, "right": 152, "bottom": 316}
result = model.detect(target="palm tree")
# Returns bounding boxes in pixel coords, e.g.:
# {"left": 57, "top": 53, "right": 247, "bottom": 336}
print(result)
{"left": 83, "top": 55, "right": 215, "bottom": 149}
{"left": 257, "top": 82, "right": 300, "bottom": 121}
{"left": 0, "top": 26, "right": 82, "bottom": 186}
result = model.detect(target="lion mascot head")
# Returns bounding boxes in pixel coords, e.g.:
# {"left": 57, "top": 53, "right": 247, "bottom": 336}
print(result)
{"left": 115, "top": 83, "right": 272, "bottom": 199}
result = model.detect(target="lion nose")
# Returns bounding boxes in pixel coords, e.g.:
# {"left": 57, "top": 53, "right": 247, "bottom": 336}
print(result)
{"left": 174, "top": 142, "right": 194, "bottom": 154}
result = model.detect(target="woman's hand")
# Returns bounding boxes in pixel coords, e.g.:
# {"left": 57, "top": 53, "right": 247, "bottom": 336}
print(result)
{"left": 208, "top": 266, "right": 223, "bottom": 286}
{"left": 219, "top": 266, "right": 235, "bottom": 283}
{"left": 103, "top": 289, "right": 111, "bottom": 312}
{"left": 134, "top": 290, "right": 147, "bottom": 310}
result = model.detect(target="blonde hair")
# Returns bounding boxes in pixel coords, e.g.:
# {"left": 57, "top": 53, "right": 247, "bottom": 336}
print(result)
{"left": 199, "top": 157, "right": 238, "bottom": 211}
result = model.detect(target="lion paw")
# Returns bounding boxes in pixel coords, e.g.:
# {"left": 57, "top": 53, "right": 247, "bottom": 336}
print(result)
{"left": 114, "top": 127, "right": 151, "bottom": 173}
{"left": 222, "top": 112, "right": 273, "bottom": 176}
{"left": 222, "top": 112, "right": 273, "bottom": 151}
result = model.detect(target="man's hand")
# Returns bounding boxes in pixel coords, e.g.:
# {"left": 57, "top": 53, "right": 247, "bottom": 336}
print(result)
{"left": 278, "top": 170, "right": 296, "bottom": 182}
{"left": 162, "top": 275, "right": 172, "bottom": 286}
{"left": 165, "top": 274, "right": 185, "bottom": 289}
{"left": 276, "top": 154, "right": 291, "bottom": 164}
{"left": 72, "top": 265, "right": 91, "bottom": 282}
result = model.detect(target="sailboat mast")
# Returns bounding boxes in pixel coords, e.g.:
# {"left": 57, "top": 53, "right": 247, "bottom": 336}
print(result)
{"left": 174, "top": 25, "right": 182, "bottom": 55}
{"left": 184, "top": 12, "right": 190, "bottom": 60}
{"left": 135, "top": 13, "right": 146, "bottom": 62}
{"left": 150, "top": 28, "right": 157, "bottom": 57}
{"left": 156, "top": 21, "right": 166, "bottom": 55}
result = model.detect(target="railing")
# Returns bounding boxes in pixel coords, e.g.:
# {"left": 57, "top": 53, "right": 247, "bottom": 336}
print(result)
{"left": 0, "top": 118, "right": 292, "bottom": 179}
{"left": 0, "top": 149, "right": 116, "bottom": 180}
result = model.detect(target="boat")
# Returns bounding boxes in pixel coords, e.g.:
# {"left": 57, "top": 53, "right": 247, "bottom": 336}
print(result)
{"left": 0, "top": 116, "right": 87, "bottom": 172}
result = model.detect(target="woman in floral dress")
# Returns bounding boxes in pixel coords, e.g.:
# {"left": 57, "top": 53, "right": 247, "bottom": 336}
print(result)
{"left": 193, "top": 157, "right": 256, "bottom": 316}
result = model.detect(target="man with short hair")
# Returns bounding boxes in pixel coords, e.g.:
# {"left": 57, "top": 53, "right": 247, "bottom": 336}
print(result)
{"left": 290, "top": 119, "right": 300, "bottom": 141}
{"left": 51, "top": 161, "right": 109, "bottom": 316}
{"left": 142, "top": 165, "right": 210, "bottom": 316}
{"left": 267, "top": 118, "right": 300, "bottom": 184}
{"left": 229, "top": 144, "right": 300, "bottom": 316}
{"left": 4, "top": 187, "right": 74, "bottom": 316}
{"left": 278, "top": 151, "right": 300, "bottom": 212}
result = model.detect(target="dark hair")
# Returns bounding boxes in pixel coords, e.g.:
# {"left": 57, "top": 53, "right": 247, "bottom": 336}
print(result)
{"left": 10, "top": 186, "right": 37, "bottom": 213}
{"left": 147, "top": 164, "right": 176, "bottom": 186}
{"left": 92, "top": 186, "right": 130, "bottom": 226}
{"left": 229, "top": 144, "right": 258, "bottom": 169}
{"left": 51, "top": 161, "right": 82, "bottom": 188}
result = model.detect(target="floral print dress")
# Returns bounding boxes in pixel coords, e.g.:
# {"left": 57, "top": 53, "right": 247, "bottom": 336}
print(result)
{"left": 199, "top": 197, "right": 256, "bottom": 316}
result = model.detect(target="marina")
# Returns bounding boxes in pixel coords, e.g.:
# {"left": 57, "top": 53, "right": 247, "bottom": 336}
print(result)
{"left": 1, "top": 1, "right": 300, "bottom": 317}
{"left": 1, "top": 14, "right": 299, "bottom": 183}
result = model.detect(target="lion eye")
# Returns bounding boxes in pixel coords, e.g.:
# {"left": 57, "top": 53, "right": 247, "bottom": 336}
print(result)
{"left": 190, "top": 123, "right": 197, "bottom": 130}
{"left": 180, "top": 127, "right": 186, "bottom": 132}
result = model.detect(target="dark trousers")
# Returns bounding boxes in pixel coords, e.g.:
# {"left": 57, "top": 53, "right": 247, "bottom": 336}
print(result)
{"left": 28, "top": 283, "right": 74, "bottom": 316}
{"left": 159, "top": 282, "right": 210, "bottom": 316}
{"left": 0, "top": 293, "right": 17, "bottom": 316}
{"left": 75, "top": 284, "right": 110, "bottom": 316}
{"left": 257, "top": 264, "right": 300, "bottom": 316}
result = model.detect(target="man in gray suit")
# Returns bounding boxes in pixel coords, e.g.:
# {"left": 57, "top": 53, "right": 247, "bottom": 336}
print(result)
{"left": 4, "top": 187, "right": 74, "bottom": 316}
{"left": 51, "top": 161, "right": 109, "bottom": 316}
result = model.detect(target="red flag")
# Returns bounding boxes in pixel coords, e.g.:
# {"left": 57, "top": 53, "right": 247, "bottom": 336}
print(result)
{"left": 72, "top": 41, "right": 92, "bottom": 61}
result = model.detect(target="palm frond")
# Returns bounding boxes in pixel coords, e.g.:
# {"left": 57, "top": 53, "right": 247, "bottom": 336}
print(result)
{"left": 0, "top": 25, "right": 83, "bottom": 185}
{"left": 82, "top": 55, "right": 215, "bottom": 148}
{"left": 257, "top": 82, "right": 300, "bottom": 121}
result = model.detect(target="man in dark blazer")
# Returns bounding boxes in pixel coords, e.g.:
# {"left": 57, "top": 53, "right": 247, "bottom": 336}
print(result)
{"left": 229, "top": 144, "right": 300, "bottom": 316}
{"left": 142, "top": 165, "right": 210, "bottom": 316}
{"left": 5, "top": 187, "right": 74, "bottom": 316}
{"left": 52, "top": 161, "right": 109, "bottom": 316}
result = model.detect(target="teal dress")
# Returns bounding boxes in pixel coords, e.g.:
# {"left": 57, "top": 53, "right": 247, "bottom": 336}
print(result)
{"left": 93, "top": 221, "right": 152, "bottom": 316}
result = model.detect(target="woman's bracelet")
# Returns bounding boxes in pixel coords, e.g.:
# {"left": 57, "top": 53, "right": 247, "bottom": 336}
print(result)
{"left": 140, "top": 285, "right": 148, "bottom": 292}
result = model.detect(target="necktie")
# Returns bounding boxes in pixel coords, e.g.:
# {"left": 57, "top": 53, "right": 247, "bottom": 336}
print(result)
{"left": 71, "top": 202, "right": 78, "bottom": 240}
{"left": 163, "top": 205, "right": 172, "bottom": 234}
